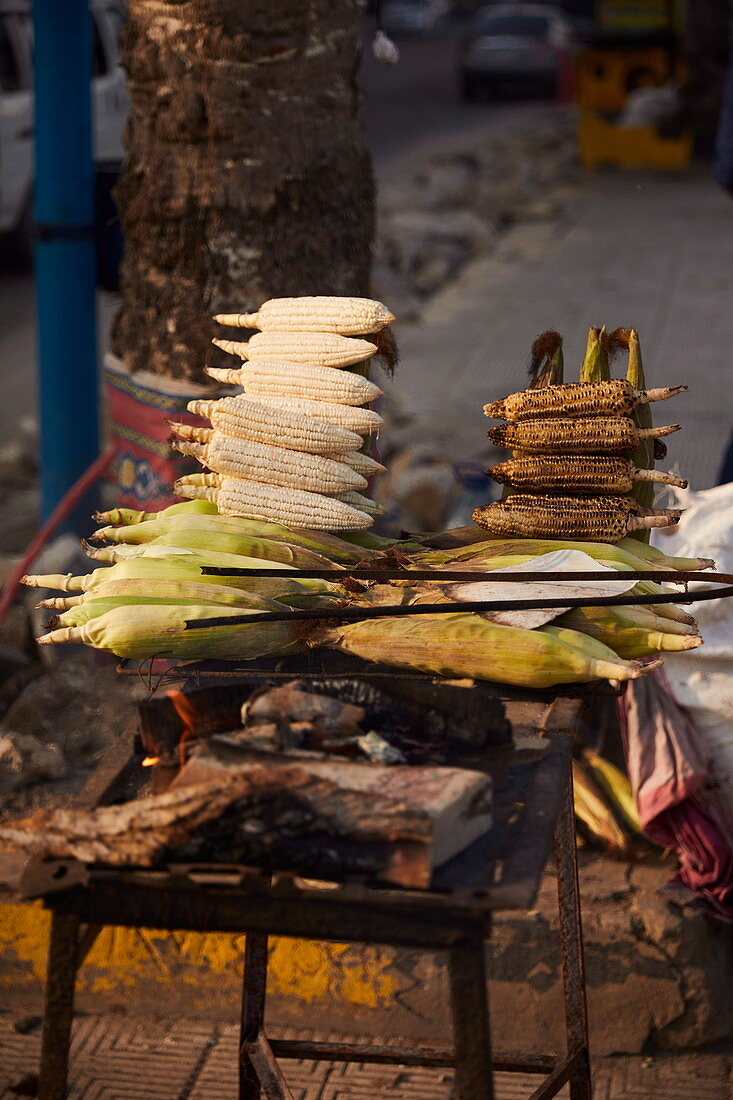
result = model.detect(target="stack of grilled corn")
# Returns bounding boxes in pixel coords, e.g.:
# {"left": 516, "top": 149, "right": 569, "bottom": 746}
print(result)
{"left": 169, "top": 296, "right": 394, "bottom": 531}
{"left": 477, "top": 378, "right": 688, "bottom": 541}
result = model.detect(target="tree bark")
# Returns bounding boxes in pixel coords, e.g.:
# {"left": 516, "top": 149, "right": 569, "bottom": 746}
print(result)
{"left": 112, "top": 0, "right": 374, "bottom": 383}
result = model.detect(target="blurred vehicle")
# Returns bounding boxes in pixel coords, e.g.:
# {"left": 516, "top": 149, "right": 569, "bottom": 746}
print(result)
{"left": 382, "top": 0, "right": 453, "bottom": 38}
{"left": 458, "top": 3, "right": 575, "bottom": 99}
{"left": 0, "top": 0, "right": 129, "bottom": 266}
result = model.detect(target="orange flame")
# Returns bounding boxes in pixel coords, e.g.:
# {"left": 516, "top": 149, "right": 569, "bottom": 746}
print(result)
{"left": 141, "top": 756, "right": 159, "bottom": 767}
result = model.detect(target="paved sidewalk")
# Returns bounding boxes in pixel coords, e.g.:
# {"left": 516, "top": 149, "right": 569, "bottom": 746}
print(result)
{"left": 2, "top": 1012, "right": 732, "bottom": 1098}
{"left": 385, "top": 168, "right": 733, "bottom": 490}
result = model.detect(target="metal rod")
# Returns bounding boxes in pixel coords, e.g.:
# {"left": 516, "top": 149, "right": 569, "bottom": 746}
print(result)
{"left": 269, "top": 1039, "right": 557, "bottom": 1072}
{"left": 240, "top": 931, "right": 269, "bottom": 1099}
{"left": 183, "top": 583, "right": 732, "bottom": 630}
{"left": 38, "top": 911, "right": 80, "bottom": 1100}
{"left": 33, "top": 0, "right": 99, "bottom": 519}
{"left": 553, "top": 755, "right": 592, "bottom": 1100}
{"left": 200, "top": 567, "right": 727, "bottom": 583}
{"left": 449, "top": 935, "right": 495, "bottom": 1099}
{"left": 242, "top": 1034, "right": 294, "bottom": 1100}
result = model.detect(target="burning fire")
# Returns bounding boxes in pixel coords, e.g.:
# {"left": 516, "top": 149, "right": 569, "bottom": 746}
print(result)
{"left": 141, "top": 756, "right": 159, "bottom": 767}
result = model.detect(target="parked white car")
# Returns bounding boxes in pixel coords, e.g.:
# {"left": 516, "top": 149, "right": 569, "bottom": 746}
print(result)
{"left": 0, "top": 0, "right": 129, "bottom": 259}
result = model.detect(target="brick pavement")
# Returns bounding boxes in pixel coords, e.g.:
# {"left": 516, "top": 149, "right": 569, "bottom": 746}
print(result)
{"left": 1, "top": 1012, "right": 732, "bottom": 1099}
{"left": 384, "top": 168, "right": 733, "bottom": 490}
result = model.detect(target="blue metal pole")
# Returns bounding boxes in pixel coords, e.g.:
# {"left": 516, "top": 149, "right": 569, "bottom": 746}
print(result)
{"left": 33, "top": 0, "right": 99, "bottom": 519}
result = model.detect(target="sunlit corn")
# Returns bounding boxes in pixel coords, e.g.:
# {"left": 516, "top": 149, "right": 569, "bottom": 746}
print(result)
{"left": 247, "top": 393, "right": 384, "bottom": 435}
{"left": 581, "top": 747, "right": 642, "bottom": 833}
{"left": 318, "top": 612, "right": 650, "bottom": 687}
{"left": 484, "top": 380, "right": 686, "bottom": 422}
{"left": 183, "top": 396, "right": 361, "bottom": 455}
{"left": 213, "top": 296, "right": 395, "bottom": 335}
{"left": 38, "top": 604, "right": 308, "bottom": 661}
{"left": 558, "top": 605, "right": 703, "bottom": 659}
{"left": 337, "top": 491, "right": 385, "bottom": 518}
{"left": 213, "top": 332, "right": 377, "bottom": 367}
{"left": 175, "top": 474, "right": 373, "bottom": 530}
{"left": 93, "top": 500, "right": 219, "bottom": 526}
{"left": 205, "top": 361, "right": 382, "bottom": 406}
{"left": 572, "top": 759, "right": 629, "bottom": 856}
{"left": 173, "top": 434, "right": 367, "bottom": 495}
{"left": 489, "top": 417, "right": 679, "bottom": 456}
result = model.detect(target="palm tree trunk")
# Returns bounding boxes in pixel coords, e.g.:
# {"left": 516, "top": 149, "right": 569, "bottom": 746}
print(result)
{"left": 111, "top": 0, "right": 374, "bottom": 383}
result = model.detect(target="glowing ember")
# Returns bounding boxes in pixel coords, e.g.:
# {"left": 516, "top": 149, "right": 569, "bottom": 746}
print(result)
{"left": 141, "top": 756, "right": 159, "bottom": 767}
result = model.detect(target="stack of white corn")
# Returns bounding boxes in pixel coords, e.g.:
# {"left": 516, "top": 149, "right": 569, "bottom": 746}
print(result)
{"left": 171, "top": 296, "right": 395, "bottom": 530}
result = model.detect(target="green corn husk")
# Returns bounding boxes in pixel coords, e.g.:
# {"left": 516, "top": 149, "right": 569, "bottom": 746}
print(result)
{"left": 540, "top": 623, "right": 630, "bottom": 665}
{"left": 617, "top": 537, "right": 714, "bottom": 572}
{"left": 626, "top": 330, "right": 653, "bottom": 538}
{"left": 572, "top": 759, "right": 630, "bottom": 856}
{"left": 581, "top": 747, "right": 642, "bottom": 834}
{"left": 84, "top": 531, "right": 338, "bottom": 570}
{"left": 558, "top": 605, "right": 703, "bottom": 659}
{"left": 22, "top": 557, "right": 339, "bottom": 599}
{"left": 319, "top": 612, "right": 648, "bottom": 687}
{"left": 46, "top": 585, "right": 288, "bottom": 628}
{"left": 579, "top": 325, "right": 610, "bottom": 383}
{"left": 92, "top": 514, "right": 371, "bottom": 563}
{"left": 39, "top": 604, "right": 310, "bottom": 661}
{"left": 93, "top": 500, "right": 219, "bottom": 526}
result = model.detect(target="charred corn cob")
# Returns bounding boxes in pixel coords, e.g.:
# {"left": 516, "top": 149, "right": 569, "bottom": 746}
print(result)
{"left": 488, "top": 417, "right": 679, "bottom": 456}
{"left": 473, "top": 494, "right": 681, "bottom": 542}
{"left": 319, "top": 612, "right": 650, "bottom": 687}
{"left": 487, "top": 455, "right": 687, "bottom": 494}
{"left": 484, "top": 380, "right": 686, "bottom": 422}
{"left": 213, "top": 296, "right": 395, "bottom": 335}
{"left": 213, "top": 332, "right": 377, "bottom": 368}
{"left": 175, "top": 473, "right": 372, "bottom": 530}
{"left": 205, "top": 362, "right": 382, "bottom": 406}
{"left": 172, "top": 434, "right": 367, "bottom": 496}
{"left": 246, "top": 393, "right": 384, "bottom": 435}
{"left": 38, "top": 604, "right": 307, "bottom": 661}
{"left": 182, "top": 397, "right": 361, "bottom": 455}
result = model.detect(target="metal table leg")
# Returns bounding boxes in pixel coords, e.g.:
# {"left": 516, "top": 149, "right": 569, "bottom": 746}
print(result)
{"left": 554, "top": 762, "right": 592, "bottom": 1100}
{"left": 38, "top": 911, "right": 81, "bottom": 1100}
{"left": 239, "top": 930, "right": 270, "bottom": 1100}
{"left": 448, "top": 933, "right": 495, "bottom": 1100}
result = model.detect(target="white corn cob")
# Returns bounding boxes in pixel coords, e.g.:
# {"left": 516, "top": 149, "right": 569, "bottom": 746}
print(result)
{"left": 249, "top": 394, "right": 383, "bottom": 435}
{"left": 213, "top": 296, "right": 395, "bottom": 335}
{"left": 173, "top": 434, "right": 367, "bottom": 495}
{"left": 338, "top": 450, "right": 386, "bottom": 478}
{"left": 337, "top": 492, "right": 386, "bottom": 517}
{"left": 184, "top": 397, "right": 361, "bottom": 455}
{"left": 205, "top": 361, "right": 382, "bottom": 406}
{"left": 213, "top": 332, "right": 377, "bottom": 367}
{"left": 176, "top": 474, "right": 373, "bottom": 530}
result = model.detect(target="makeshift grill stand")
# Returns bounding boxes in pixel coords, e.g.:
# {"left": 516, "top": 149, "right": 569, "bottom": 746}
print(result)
{"left": 27, "top": 565, "right": 733, "bottom": 1100}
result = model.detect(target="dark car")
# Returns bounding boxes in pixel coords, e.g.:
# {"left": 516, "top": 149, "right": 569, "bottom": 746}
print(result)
{"left": 458, "top": 3, "right": 574, "bottom": 100}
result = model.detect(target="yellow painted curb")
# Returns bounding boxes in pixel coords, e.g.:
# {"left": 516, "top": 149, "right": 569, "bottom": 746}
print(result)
{"left": 0, "top": 899, "right": 396, "bottom": 1008}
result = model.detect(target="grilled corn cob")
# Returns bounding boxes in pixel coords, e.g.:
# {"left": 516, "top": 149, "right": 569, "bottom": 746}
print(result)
{"left": 38, "top": 604, "right": 308, "bottom": 661}
{"left": 246, "top": 393, "right": 384, "bottom": 435}
{"left": 205, "top": 362, "right": 382, "bottom": 406}
{"left": 175, "top": 473, "right": 372, "bottom": 530}
{"left": 473, "top": 494, "right": 681, "bottom": 541}
{"left": 484, "top": 380, "right": 686, "bottom": 422}
{"left": 172, "top": 434, "right": 367, "bottom": 495}
{"left": 319, "top": 612, "right": 650, "bottom": 686}
{"left": 488, "top": 417, "right": 679, "bottom": 456}
{"left": 182, "top": 397, "right": 361, "bottom": 455}
{"left": 213, "top": 296, "right": 395, "bottom": 335}
{"left": 212, "top": 332, "right": 377, "bottom": 367}
{"left": 487, "top": 456, "right": 687, "bottom": 494}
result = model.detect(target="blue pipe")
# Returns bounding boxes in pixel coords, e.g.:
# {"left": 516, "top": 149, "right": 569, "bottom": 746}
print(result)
{"left": 33, "top": 0, "right": 99, "bottom": 519}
